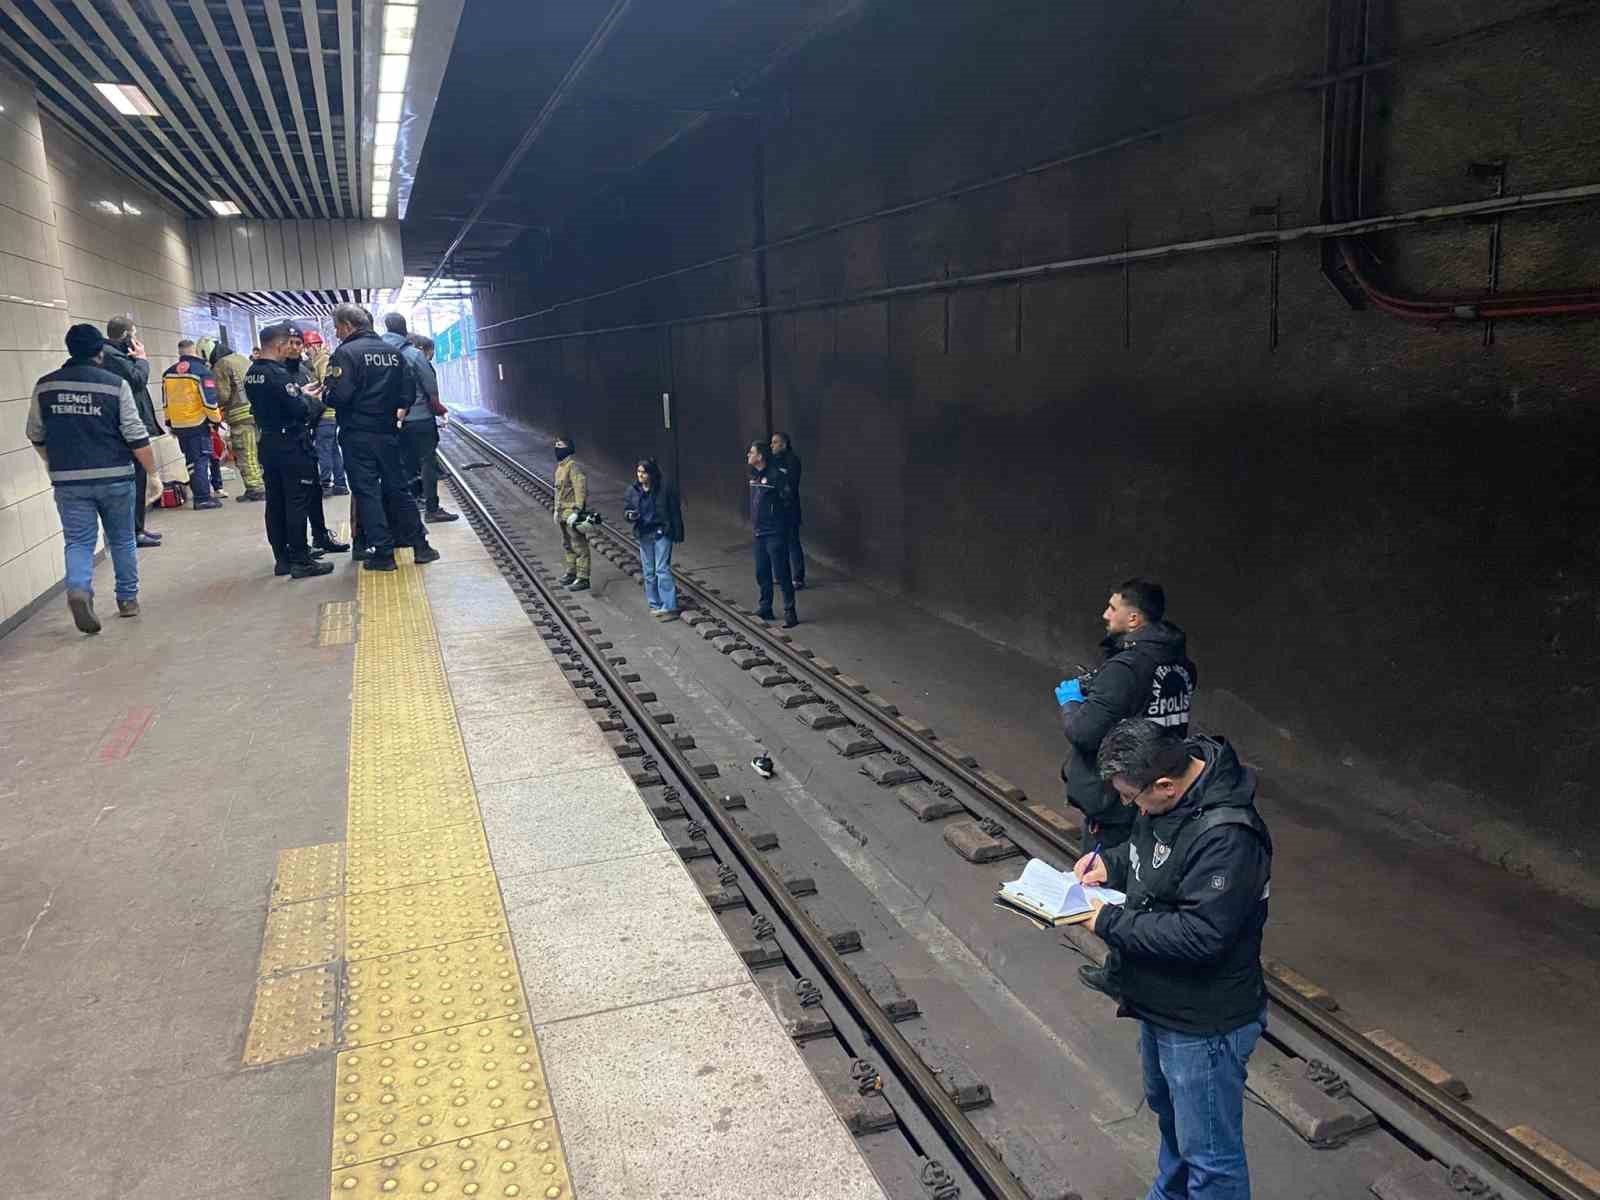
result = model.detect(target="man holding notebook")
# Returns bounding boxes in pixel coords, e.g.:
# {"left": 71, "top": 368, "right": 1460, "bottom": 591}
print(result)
{"left": 1074, "top": 718, "right": 1273, "bottom": 1200}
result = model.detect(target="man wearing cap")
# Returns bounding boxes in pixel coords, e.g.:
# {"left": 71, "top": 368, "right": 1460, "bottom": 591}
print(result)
{"left": 246, "top": 322, "right": 334, "bottom": 579}
{"left": 327, "top": 304, "right": 439, "bottom": 572}
{"left": 27, "top": 324, "right": 157, "bottom": 632}
{"left": 208, "top": 340, "right": 266, "bottom": 502}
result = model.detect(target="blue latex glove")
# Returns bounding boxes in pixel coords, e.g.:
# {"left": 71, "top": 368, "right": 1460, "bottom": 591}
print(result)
{"left": 1055, "top": 678, "right": 1084, "bottom": 705}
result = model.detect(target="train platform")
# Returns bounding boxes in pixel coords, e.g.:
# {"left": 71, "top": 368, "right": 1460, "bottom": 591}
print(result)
{"left": 0, "top": 489, "right": 887, "bottom": 1199}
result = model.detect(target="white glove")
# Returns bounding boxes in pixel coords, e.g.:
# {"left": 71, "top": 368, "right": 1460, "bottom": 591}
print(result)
{"left": 565, "top": 510, "right": 579, "bottom": 529}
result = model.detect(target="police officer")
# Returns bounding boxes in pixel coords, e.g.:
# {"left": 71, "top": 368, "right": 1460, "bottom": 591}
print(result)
{"left": 247, "top": 322, "right": 334, "bottom": 579}
{"left": 326, "top": 304, "right": 439, "bottom": 572}
{"left": 285, "top": 325, "right": 348, "bottom": 557}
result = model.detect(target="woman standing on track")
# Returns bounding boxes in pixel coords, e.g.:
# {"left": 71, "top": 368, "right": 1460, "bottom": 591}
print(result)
{"left": 623, "top": 457, "right": 685, "bottom": 620}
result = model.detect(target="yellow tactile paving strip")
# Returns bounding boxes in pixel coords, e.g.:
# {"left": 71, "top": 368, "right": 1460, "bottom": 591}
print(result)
{"left": 329, "top": 561, "right": 571, "bottom": 1199}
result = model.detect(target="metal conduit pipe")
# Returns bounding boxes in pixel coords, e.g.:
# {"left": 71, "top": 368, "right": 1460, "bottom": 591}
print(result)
{"left": 476, "top": 0, "right": 1596, "bottom": 335}
{"left": 476, "top": 181, "right": 1600, "bottom": 351}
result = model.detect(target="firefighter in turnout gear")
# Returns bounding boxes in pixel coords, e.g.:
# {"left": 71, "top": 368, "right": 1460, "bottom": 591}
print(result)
{"left": 162, "top": 340, "right": 223, "bottom": 509}
{"left": 208, "top": 341, "right": 266, "bottom": 501}
{"left": 326, "top": 304, "right": 438, "bottom": 572}
{"left": 246, "top": 323, "right": 334, "bottom": 579}
{"left": 553, "top": 435, "right": 590, "bottom": 589}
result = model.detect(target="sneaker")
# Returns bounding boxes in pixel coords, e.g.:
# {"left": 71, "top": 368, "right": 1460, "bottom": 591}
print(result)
{"left": 329, "top": 484, "right": 350, "bottom": 496}
{"left": 751, "top": 753, "right": 774, "bottom": 779}
{"left": 793, "top": 580, "right": 806, "bottom": 590}
{"left": 237, "top": 489, "right": 266, "bottom": 503}
{"left": 412, "top": 544, "right": 441, "bottom": 564}
{"left": 315, "top": 538, "right": 351, "bottom": 554}
{"left": 363, "top": 555, "right": 398, "bottom": 572}
{"left": 67, "top": 589, "right": 101, "bottom": 634}
{"left": 782, "top": 609, "right": 799, "bottom": 629}
{"left": 194, "top": 498, "right": 223, "bottom": 510}
{"left": 136, "top": 532, "right": 161, "bottom": 548}
{"left": 290, "top": 558, "right": 336, "bottom": 579}
{"left": 567, "top": 578, "right": 590, "bottom": 591}
{"left": 558, "top": 572, "right": 577, "bottom": 586}
{"left": 116, "top": 597, "right": 140, "bottom": 618}
{"left": 425, "top": 507, "right": 460, "bottom": 523}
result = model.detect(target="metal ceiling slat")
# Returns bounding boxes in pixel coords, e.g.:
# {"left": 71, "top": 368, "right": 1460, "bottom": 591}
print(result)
{"left": 186, "top": 0, "right": 298, "bottom": 215}
{"left": 282, "top": 220, "right": 307, "bottom": 290}
{"left": 30, "top": 89, "right": 195, "bottom": 219}
{"left": 142, "top": 0, "right": 285, "bottom": 217}
{"left": 103, "top": 0, "right": 266, "bottom": 216}
{"left": 337, "top": 0, "right": 360, "bottom": 215}
{"left": 224, "top": 0, "right": 314, "bottom": 214}
{"left": 66, "top": 0, "right": 234, "bottom": 203}
{"left": 263, "top": 218, "right": 286, "bottom": 289}
{"left": 245, "top": 218, "right": 270, "bottom": 283}
{"left": 262, "top": 0, "right": 331, "bottom": 216}
{"left": 4, "top": 3, "right": 200, "bottom": 211}
{"left": 299, "top": 0, "right": 344, "bottom": 216}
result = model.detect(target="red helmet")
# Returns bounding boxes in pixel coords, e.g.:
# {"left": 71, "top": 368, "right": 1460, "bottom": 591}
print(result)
{"left": 301, "top": 330, "right": 325, "bottom": 347}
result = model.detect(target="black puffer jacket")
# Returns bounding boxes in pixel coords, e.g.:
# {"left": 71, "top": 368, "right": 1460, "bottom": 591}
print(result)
{"left": 1097, "top": 736, "right": 1272, "bottom": 1034}
{"left": 1060, "top": 623, "right": 1197, "bottom": 827}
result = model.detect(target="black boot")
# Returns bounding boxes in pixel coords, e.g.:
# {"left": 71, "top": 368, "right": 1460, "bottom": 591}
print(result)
{"left": 352, "top": 545, "right": 370, "bottom": 562}
{"left": 558, "top": 572, "right": 576, "bottom": 586}
{"left": 363, "top": 554, "right": 398, "bottom": 572}
{"left": 412, "top": 544, "right": 441, "bottom": 564}
{"left": 316, "top": 536, "right": 351, "bottom": 553}
{"left": 289, "top": 558, "right": 335, "bottom": 579}
{"left": 755, "top": 607, "right": 776, "bottom": 621}
{"left": 1077, "top": 962, "right": 1120, "bottom": 1000}
{"left": 274, "top": 559, "right": 291, "bottom": 577}
{"left": 782, "top": 608, "right": 799, "bottom": 629}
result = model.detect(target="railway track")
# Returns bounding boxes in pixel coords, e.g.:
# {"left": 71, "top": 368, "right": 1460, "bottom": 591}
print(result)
{"left": 439, "top": 418, "right": 1597, "bottom": 1200}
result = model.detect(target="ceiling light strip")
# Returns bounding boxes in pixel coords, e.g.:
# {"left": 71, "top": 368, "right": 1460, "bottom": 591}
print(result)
{"left": 262, "top": 0, "right": 333, "bottom": 217}
{"left": 299, "top": 0, "right": 346, "bottom": 216}
{"left": 224, "top": 0, "right": 315, "bottom": 213}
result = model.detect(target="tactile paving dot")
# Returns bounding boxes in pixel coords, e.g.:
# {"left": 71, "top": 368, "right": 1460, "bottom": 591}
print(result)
{"left": 243, "top": 964, "right": 337, "bottom": 1065}
{"left": 259, "top": 894, "right": 343, "bottom": 975}
{"left": 345, "top": 873, "right": 507, "bottom": 961}
{"left": 345, "top": 822, "right": 493, "bottom": 895}
{"left": 331, "top": 1016, "right": 555, "bottom": 1168}
{"left": 272, "top": 842, "right": 346, "bottom": 907}
{"left": 330, "top": 1120, "right": 570, "bottom": 1198}
{"left": 343, "top": 934, "right": 526, "bottom": 1047}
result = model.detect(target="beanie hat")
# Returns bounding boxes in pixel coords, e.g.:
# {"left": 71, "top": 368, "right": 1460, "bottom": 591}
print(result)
{"left": 65, "top": 323, "right": 105, "bottom": 359}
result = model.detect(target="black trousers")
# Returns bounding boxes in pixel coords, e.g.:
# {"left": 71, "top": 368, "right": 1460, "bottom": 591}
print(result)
{"left": 132, "top": 459, "right": 148, "bottom": 533}
{"left": 786, "top": 521, "right": 805, "bottom": 583}
{"left": 402, "top": 422, "right": 441, "bottom": 508}
{"left": 341, "top": 427, "right": 426, "bottom": 556}
{"left": 754, "top": 531, "right": 794, "bottom": 613}
{"left": 259, "top": 429, "right": 320, "bottom": 563}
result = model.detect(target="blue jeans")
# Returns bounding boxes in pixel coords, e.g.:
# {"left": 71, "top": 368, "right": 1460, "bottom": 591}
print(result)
{"left": 638, "top": 531, "right": 677, "bottom": 612}
{"left": 315, "top": 421, "right": 345, "bottom": 487}
{"left": 175, "top": 426, "right": 213, "bottom": 502}
{"left": 54, "top": 481, "right": 139, "bottom": 601}
{"left": 1139, "top": 1012, "right": 1265, "bottom": 1200}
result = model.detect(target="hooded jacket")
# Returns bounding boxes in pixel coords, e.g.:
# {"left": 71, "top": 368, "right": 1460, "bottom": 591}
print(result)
{"left": 98, "top": 338, "right": 163, "bottom": 436}
{"left": 1096, "top": 736, "right": 1272, "bottom": 1034}
{"left": 1060, "top": 622, "right": 1197, "bottom": 827}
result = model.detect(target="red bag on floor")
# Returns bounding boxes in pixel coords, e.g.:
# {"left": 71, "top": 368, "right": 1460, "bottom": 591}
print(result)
{"left": 211, "top": 426, "right": 228, "bottom": 462}
{"left": 159, "top": 480, "right": 189, "bottom": 508}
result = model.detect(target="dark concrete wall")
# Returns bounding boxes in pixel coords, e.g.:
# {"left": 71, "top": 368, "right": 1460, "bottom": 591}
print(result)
{"left": 472, "top": 0, "right": 1600, "bottom": 848}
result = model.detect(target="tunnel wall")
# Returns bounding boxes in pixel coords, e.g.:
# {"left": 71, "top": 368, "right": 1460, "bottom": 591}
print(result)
{"left": 472, "top": 0, "right": 1600, "bottom": 850}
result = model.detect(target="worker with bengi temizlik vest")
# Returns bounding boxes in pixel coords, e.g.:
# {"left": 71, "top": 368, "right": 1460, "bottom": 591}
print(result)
{"left": 161, "top": 339, "right": 223, "bottom": 509}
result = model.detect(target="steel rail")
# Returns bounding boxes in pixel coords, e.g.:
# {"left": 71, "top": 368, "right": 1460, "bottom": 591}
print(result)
{"left": 443, "top": 418, "right": 1598, "bottom": 1200}
{"left": 435, "top": 447, "right": 1033, "bottom": 1200}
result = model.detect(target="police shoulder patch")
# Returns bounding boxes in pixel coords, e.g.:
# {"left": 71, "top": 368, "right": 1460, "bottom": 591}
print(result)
{"left": 1209, "top": 873, "right": 1227, "bottom": 890}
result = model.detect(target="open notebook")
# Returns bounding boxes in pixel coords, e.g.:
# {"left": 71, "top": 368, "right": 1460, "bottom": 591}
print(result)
{"left": 995, "top": 858, "right": 1126, "bottom": 928}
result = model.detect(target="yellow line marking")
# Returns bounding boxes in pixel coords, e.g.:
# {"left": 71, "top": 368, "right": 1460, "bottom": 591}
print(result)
{"left": 330, "top": 558, "right": 570, "bottom": 1198}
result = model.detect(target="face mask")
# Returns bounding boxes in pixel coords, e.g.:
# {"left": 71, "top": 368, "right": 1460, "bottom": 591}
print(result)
{"left": 555, "top": 445, "right": 574, "bottom": 462}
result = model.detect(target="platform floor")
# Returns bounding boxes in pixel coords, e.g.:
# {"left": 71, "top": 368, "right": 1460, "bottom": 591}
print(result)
{"left": 0, "top": 487, "right": 885, "bottom": 1199}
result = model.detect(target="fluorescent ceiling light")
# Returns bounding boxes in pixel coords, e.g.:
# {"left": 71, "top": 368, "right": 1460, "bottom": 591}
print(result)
{"left": 372, "top": 204, "right": 388, "bottom": 219}
{"left": 375, "top": 123, "right": 398, "bottom": 153}
{"left": 373, "top": 143, "right": 394, "bottom": 167}
{"left": 94, "top": 82, "right": 159, "bottom": 117}
{"left": 384, "top": 4, "right": 418, "bottom": 54}
{"left": 379, "top": 54, "right": 409, "bottom": 93}
{"left": 377, "top": 92, "right": 403, "bottom": 123}
{"left": 373, "top": 163, "right": 392, "bottom": 183}
{"left": 122, "top": 202, "right": 141, "bottom": 215}
{"left": 208, "top": 199, "right": 241, "bottom": 216}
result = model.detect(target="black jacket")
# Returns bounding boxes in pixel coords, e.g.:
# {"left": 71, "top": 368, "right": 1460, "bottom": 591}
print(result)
{"left": 246, "top": 358, "right": 318, "bottom": 434}
{"left": 623, "top": 480, "right": 685, "bottom": 542}
{"left": 327, "top": 329, "right": 408, "bottom": 434}
{"left": 1097, "top": 737, "right": 1272, "bottom": 1034}
{"left": 749, "top": 466, "right": 793, "bottom": 536}
{"left": 770, "top": 448, "right": 803, "bottom": 526}
{"left": 1060, "top": 622, "right": 1197, "bottom": 826}
{"left": 98, "top": 339, "right": 163, "bottom": 436}
{"left": 26, "top": 359, "right": 150, "bottom": 488}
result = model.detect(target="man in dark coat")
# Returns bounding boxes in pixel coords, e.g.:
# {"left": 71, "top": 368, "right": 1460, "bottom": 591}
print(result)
{"left": 768, "top": 431, "right": 805, "bottom": 589}
{"left": 99, "top": 315, "right": 163, "bottom": 547}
